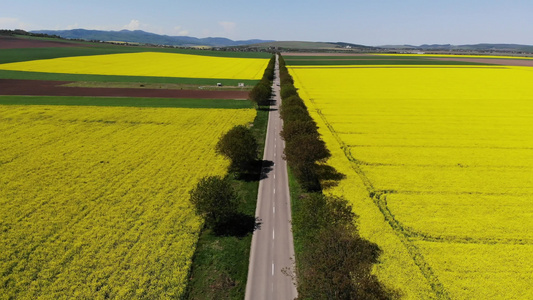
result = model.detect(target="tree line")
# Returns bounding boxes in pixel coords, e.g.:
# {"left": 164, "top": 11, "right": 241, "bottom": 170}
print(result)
{"left": 278, "top": 54, "right": 395, "bottom": 299}
{"left": 248, "top": 55, "right": 276, "bottom": 107}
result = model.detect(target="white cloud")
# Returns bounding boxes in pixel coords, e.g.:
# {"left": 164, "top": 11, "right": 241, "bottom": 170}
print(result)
{"left": 219, "top": 21, "right": 236, "bottom": 34}
{"left": 66, "top": 23, "right": 80, "bottom": 30}
{"left": 173, "top": 26, "right": 189, "bottom": 36}
{"left": 123, "top": 19, "right": 141, "bottom": 31}
{"left": 0, "top": 17, "right": 30, "bottom": 30}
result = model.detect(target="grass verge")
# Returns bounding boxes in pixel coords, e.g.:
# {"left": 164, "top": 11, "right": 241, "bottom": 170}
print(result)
{"left": 0, "top": 96, "right": 253, "bottom": 109}
{"left": 183, "top": 109, "right": 269, "bottom": 300}
{"left": 0, "top": 70, "right": 260, "bottom": 86}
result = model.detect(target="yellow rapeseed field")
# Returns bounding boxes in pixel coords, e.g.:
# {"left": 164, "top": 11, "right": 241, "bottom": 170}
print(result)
{"left": 0, "top": 52, "right": 269, "bottom": 79}
{"left": 289, "top": 64, "right": 533, "bottom": 299}
{"left": 0, "top": 105, "right": 255, "bottom": 299}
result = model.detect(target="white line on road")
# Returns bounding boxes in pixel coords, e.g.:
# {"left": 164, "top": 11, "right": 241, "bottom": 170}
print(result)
{"left": 272, "top": 263, "right": 275, "bottom": 276}
{"left": 273, "top": 206, "right": 276, "bottom": 214}
{"left": 273, "top": 229, "right": 275, "bottom": 240}
{"left": 273, "top": 188, "right": 276, "bottom": 195}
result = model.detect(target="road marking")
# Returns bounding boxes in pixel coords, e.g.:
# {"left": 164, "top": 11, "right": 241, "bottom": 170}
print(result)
{"left": 272, "top": 263, "right": 275, "bottom": 276}
{"left": 273, "top": 229, "right": 275, "bottom": 240}
{"left": 273, "top": 206, "right": 276, "bottom": 214}
{"left": 274, "top": 173, "right": 276, "bottom": 179}
{"left": 273, "top": 188, "right": 276, "bottom": 195}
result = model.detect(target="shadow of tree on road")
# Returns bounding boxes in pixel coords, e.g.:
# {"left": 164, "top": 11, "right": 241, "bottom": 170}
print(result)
{"left": 236, "top": 159, "right": 274, "bottom": 182}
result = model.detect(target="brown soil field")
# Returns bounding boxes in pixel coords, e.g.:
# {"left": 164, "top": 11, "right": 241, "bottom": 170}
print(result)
{"left": 428, "top": 57, "right": 533, "bottom": 67}
{"left": 0, "top": 79, "right": 249, "bottom": 99}
{"left": 0, "top": 36, "right": 86, "bottom": 49}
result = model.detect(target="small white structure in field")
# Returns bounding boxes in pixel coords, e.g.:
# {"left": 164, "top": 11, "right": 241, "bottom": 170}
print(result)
{"left": 238, "top": 83, "right": 245, "bottom": 87}
{"left": 217, "top": 83, "right": 222, "bottom": 87}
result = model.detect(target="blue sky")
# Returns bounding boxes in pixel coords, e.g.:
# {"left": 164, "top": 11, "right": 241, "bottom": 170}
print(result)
{"left": 2, "top": 0, "right": 532, "bottom": 45}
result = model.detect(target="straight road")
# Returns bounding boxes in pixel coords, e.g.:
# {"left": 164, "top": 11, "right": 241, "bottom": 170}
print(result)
{"left": 245, "top": 55, "right": 297, "bottom": 300}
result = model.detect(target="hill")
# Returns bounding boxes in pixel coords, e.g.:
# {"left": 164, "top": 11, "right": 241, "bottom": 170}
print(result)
{"left": 380, "top": 43, "right": 533, "bottom": 53}
{"left": 236, "top": 41, "right": 376, "bottom": 51}
{"left": 30, "top": 29, "right": 275, "bottom": 47}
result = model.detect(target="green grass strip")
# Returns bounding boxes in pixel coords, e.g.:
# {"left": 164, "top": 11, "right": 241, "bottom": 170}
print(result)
{"left": 285, "top": 59, "right": 495, "bottom": 66}
{"left": 0, "top": 46, "right": 271, "bottom": 63}
{"left": 285, "top": 55, "right": 428, "bottom": 60}
{"left": 0, "top": 46, "right": 271, "bottom": 64}
{"left": 0, "top": 70, "right": 260, "bottom": 86}
{"left": 0, "top": 96, "right": 253, "bottom": 109}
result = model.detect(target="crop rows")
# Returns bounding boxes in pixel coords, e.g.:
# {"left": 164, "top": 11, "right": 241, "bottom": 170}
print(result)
{"left": 0, "top": 105, "right": 255, "bottom": 299}
{"left": 289, "top": 64, "right": 533, "bottom": 299}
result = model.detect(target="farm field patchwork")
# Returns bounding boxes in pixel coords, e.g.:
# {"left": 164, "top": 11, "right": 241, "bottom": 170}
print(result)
{"left": 288, "top": 60, "right": 533, "bottom": 299}
{"left": 0, "top": 105, "right": 255, "bottom": 299}
{"left": 0, "top": 52, "right": 269, "bottom": 80}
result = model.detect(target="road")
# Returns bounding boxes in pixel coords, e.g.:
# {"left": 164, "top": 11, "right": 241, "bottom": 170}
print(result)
{"left": 245, "top": 55, "right": 298, "bottom": 300}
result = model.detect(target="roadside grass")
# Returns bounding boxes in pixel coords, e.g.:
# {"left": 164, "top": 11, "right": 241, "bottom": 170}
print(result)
{"left": 184, "top": 109, "right": 269, "bottom": 300}
{"left": 0, "top": 70, "right": 260, "bottom": 86}
{"left": 0, "top": 44, "right": 271, "bottom": 64}
{"left": 287, "top": 167, "right": 304, "bottom": 265}
{"left": 0, "top": 95, "right": 253, "bottom": 109}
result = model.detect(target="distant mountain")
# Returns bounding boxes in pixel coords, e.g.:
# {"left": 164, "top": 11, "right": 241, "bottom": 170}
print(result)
{"left": 379, "top": 43, "right": 533, "bottom": 52}
{"left": 30, "top": 29, "right": 275, "bottom": 47}
{"left": 237, "top": 41, "right": 375, "bottom": 51}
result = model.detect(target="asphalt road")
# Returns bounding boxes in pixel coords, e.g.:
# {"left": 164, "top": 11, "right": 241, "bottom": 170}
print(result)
{"left": 245, "top": 55, "right": 298, "bottom": 300}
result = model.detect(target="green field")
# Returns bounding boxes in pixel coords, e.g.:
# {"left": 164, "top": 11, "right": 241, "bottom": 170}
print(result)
{"left": 0, "top": 43, "right": 271, "bottom": 65}
{"left": 0, "top": 96, "right": 253, "bottom": 109}
{"left": 0, "top": 69, "right": 260, "bottom": 85}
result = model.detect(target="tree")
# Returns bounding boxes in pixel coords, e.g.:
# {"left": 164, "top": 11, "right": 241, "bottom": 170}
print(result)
{"left": 284, "top": 134, "right": 330, "bottom": 165}
{"left": 189, "top": 176, "right": 238, "bottom": 229}
{"left": 280, "top": 120, "right": 319, "bottom": 141}
{"left": 216, "top": 125, "right": 258, "bottom": 173}
{"left": 280, "top": 105, "right": 312, "bottom": 124}
{"left": 281, "top": 95, "right": 307, "bottom": 109}
{"left": 248, "top": 82, "right": 272, "bottom": 107}
{"left": 280, "top": 84, "right": 298, "bottom": 99}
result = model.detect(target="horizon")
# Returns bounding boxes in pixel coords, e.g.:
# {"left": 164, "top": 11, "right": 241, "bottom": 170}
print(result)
{"left": 19, "top": 28, "right": 533, "bottom": 48}
{"left": 2, "top": 0, "right": 533, "bottom": 46}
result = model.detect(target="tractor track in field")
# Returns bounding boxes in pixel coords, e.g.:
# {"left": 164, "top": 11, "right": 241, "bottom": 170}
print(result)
{"left": 290, "top": 66, "right": 451, "bottom": 298}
